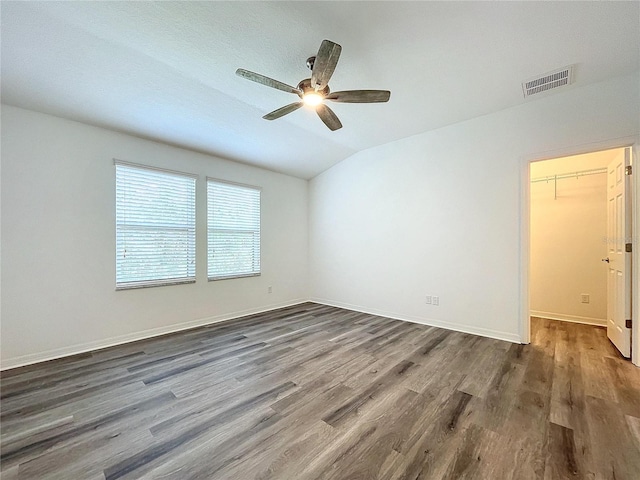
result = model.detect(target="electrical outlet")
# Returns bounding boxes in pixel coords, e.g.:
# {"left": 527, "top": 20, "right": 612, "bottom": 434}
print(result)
{"left": 581, "top": 294, "right": 589, "bottom": 304}
{"left": 426, "top": 295, "right": 432, "bottom": 304}
{"left": 268, "top": 286, "right": 272, "bottom": 294}
{"left": 433, "top": 296, "right": 439, "bottom": 306}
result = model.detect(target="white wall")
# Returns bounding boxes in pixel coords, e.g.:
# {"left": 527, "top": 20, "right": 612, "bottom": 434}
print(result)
{"left": 530, "top": 150, "right": 619, "bottom": 325}
{"left": 309, "top": 74, "right": 639, "bottom": 342}
{"left": 1, "top": 105, "right": 309, "bottom": 368}
{"left": 2, "top": 74, "right": 638, "bottom": 368}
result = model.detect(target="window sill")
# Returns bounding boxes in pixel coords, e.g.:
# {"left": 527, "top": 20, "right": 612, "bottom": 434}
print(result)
{"left": 116, "top": 278, "right": 196, "bottom": 291}
{"left": 208, "top": 273, "right": 261, "bottom": 282}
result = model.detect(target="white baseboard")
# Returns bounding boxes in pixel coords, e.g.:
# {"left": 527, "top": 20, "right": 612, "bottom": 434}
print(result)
{"left": 530, "top": 310, "right": 606, "bottom": 326}
{"left": 0, "top": 299, "right": 309, "bottom": 371}
{"left": 2, "top": 297, "right": 526, "bottom": 370}
{"left": 310, "top": 298, "right": 522, "bottom": 344}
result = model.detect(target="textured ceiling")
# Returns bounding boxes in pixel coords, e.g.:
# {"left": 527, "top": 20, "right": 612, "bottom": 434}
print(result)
{"left": 1, "top": 1, "right": 638, "bottom": 179}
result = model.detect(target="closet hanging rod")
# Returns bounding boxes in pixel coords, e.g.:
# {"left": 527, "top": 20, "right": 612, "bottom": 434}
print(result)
{"left": 530, "top": 167, "right": 607, "bottom": 184}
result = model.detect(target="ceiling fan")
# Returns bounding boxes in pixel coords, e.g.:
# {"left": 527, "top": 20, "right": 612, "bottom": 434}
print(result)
{"left": 236, "top": 39, "right": 390, "bottom": 131}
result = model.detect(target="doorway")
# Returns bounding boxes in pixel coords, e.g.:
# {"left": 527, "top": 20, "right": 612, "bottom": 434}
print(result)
{"left": 526, "top": 146, "right": 635, "bottom": 361}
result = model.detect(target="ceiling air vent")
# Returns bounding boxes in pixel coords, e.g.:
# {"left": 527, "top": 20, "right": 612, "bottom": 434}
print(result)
{"left": 522, "top": 65, "right": 574, "bottom": 98}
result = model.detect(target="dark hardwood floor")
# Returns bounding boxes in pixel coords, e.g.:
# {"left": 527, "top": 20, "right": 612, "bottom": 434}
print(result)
{"left": 1, "top": 303, "right": 639, "bottom": 479}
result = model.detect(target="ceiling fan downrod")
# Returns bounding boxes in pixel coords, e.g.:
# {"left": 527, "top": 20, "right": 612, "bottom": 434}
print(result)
{"left": 306, "top": 56, "right": 316, "bottom": 71}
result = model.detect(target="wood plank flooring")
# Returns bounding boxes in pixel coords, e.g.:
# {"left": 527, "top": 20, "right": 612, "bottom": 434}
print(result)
{"left": 1, "top": 304, "right": 639, "bottom": 479}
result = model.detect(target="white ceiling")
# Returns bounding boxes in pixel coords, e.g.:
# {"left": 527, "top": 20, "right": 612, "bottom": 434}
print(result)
{"left": 2, "top": 1, "right": 638, "bottom": 179}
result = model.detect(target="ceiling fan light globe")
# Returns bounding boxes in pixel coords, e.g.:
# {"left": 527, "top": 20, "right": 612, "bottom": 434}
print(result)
{"left": 303, "top": 93, "right": 323, "bottom": 107}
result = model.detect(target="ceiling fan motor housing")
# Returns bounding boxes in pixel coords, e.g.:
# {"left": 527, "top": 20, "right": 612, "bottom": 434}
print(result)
{"left": 297, "top": 78, "right": 330, "bottom": 98}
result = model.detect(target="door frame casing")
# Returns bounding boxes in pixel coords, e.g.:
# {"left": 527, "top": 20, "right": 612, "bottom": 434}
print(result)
{"left": 632, "top": 143, "right": 639, "bottom": 366}
{"left": 519, "top": 136, "right": 639, "bottom": 366}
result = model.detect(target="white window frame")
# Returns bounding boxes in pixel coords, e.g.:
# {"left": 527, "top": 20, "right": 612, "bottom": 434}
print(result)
{"left": 207, "top": 178, "right": 261, "bottom": 281}
{"left": 115, "top": 160, "right": 197, "bottom": 290}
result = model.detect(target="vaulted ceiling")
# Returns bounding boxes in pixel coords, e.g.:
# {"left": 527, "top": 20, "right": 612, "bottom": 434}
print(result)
{"left": 2, "top": 1, "right": 638, "bottom": 179}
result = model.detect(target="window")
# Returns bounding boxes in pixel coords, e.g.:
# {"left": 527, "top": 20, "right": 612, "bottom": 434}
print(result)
{"left": 207, "top": 179, "right": 261, "bottom": 280}
{"left": 115, "top": 161, "right": 197, "bottom": 289}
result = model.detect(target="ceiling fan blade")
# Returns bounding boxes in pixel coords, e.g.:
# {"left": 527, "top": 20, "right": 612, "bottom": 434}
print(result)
{"left": 311, "top": 40, "right": 342, "bottom": 91}
{"left": 325, "top": 90, "right": 391, "bottom": 103}
{"left": 263, "top": 102, "right": 304, "bottom": 120}
{"left": 316, "top": 104, "right": 342, "bottom": 131}
{"left": 236, "top": 69, "right": 301, "bottom": 95}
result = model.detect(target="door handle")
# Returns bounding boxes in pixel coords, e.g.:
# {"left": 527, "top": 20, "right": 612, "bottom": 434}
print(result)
{"left": 602, "top": 257, "right": 610, "bottom": 263}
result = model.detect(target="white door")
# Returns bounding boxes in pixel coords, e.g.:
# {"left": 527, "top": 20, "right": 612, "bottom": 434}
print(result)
{"left": 605, "top": 148, "right": 632, "bottom": 357}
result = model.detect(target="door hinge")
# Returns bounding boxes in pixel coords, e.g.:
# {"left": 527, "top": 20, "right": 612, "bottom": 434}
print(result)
{"left": 626, "top": 243, "right": 633, "bottom": 253}
{"left": 626, "top": 319, "right": 632, "bottom": 329}
{"left": 625, "top": 165, "right": 632, "bottom": 175}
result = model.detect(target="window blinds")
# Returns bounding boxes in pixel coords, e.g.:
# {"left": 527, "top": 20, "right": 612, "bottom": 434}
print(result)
{"left": 207, "top": 179, "right": 261, "bottom": 280}
{"left": 115, "top": 162, "right": 197, "bottom": 289}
